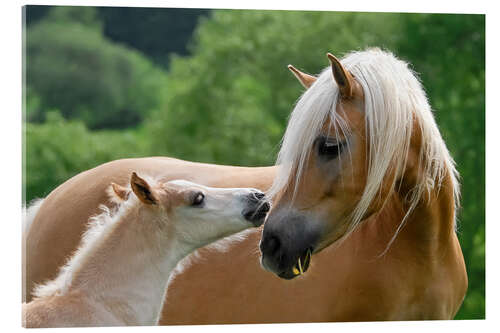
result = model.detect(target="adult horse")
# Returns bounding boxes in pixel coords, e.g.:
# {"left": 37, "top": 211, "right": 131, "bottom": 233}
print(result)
{"left": 24, "top": 48, "right": 467, "bottom": 323}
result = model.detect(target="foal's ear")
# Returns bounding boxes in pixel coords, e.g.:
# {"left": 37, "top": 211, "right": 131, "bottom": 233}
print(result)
{"left": 288, "top": 64, "right": 317, "bottom": 89}
{"left": 108, "top": 182, "right": 130, "bottom": 203}
{"left": 327, "top": 53, "right": 355, "bottom": 99}
{"left": 130, "top": 172, "right": 158, "bottom": 205}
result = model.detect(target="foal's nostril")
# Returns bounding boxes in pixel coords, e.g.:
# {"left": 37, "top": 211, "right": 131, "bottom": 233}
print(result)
{"left": 253, "top": 191, "right": 266, "bottom": 201}
{"left": 243, "top": 192, "right": 270, "bottom": 226}
{"left": 255, "top": 192, "right": 266, "bottom": 200}
{"left": 260, "top": 201, "right": 271, "bottom": 213}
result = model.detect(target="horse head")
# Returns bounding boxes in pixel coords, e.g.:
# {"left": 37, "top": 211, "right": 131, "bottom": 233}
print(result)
{"left": 260, "top": 49, "right": 458, "bottom": 279}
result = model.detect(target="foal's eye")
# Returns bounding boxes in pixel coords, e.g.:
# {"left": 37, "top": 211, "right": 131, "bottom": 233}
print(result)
{"left": 191, "top": 192, "right": 205, "bottom": 206}
{"left": 317, "top": 137, "right": 343, "bottom": 159}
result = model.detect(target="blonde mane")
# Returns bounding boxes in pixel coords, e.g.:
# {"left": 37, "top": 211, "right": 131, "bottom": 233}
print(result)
{"left": 269, "top": 48, "right": 460, "bottom": 245}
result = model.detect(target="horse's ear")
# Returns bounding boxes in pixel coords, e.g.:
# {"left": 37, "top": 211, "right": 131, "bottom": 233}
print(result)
{"left": 288, "top": 64, "right": 316, "bottom": 88}
{"left": 130, "top": 172, "right": 158, "bottom": 205}
{"left": 108, "top": 182, "right": 130, "bottom": 203}
{"left": 327, "top": 53, "right": 355, "bottom": 99}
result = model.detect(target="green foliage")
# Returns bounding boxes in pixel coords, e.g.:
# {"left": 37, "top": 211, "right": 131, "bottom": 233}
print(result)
{"left": 396, "top": 14, "right": 485, "bottom": 319}
{"left": 24, "top": 8, "right": 484, "bottom": 320}
{"left": 46, "top": 6, "right": 103, "bottom": 30}
{"left": 26, "top": 6, "right": 210, "bottom": 69}
{"left": 98, "top": 7, "right": 210, "bottom": 68}
{"left": 26, "top": 7, "right": 168, "bottom": 129}
{"left": 25, "top": 111, "right": 150, "bottom": 201}
{"left": 147, "top": 10, "right": 402, "bottom": 165}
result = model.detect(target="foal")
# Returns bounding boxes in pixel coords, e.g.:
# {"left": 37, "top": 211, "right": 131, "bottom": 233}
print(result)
{"left": 23, "top": 172, "right": 270, "bottom": 327}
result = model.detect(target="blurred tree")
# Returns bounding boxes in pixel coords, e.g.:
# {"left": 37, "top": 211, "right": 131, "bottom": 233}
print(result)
{"left": 24, "top": 5, "right": 51, "bottom": 26}
{"left": 25, "top": 5, "right": 210, "bottom": 69}
{"left": 395, "top": 13, "right": 485, "bottom": 320}
{"left": 26, "top": 6, "right": 168, "bottom": 129}
{"left": 45, "top": 5, "right": 103, "bottom": 29}
{"left": 99, "top": 7, "right": 210, "bottom": 68}
{"left": 25, "top": 111, "right": 150, "bottom": 201}
{"left": 146, "top": 10, "right": 402, "bottom": 166}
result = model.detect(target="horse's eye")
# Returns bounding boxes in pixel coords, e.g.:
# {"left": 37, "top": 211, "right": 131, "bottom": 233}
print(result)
{"left": 192, "top": 192, "right": 205, "bottom": 206}
{"left": 317, "top": 137, "right": 343, "bottom": 159}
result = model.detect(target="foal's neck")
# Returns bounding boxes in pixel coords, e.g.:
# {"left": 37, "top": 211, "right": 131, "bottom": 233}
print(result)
{"left": 68, "top": 202, "right": 187, "bottom": 325}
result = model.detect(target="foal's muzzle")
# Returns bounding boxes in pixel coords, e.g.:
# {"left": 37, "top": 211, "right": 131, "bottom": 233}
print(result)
{"left": 242, "top": 191, "right": 271, "bottom": 227}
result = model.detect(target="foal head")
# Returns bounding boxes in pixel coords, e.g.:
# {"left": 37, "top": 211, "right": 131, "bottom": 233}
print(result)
{"left": 113, "top": 172, "right": 271, "bottom": 250}
{"left": 260, "top": 49, "right": 458, "bottom": 279}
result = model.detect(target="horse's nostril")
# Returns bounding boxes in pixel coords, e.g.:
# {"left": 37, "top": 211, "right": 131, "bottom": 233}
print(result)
{"left": 262, "top": 234, "right": 281, "bottom": 256}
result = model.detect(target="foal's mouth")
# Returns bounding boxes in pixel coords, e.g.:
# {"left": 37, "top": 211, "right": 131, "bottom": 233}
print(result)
{"left": 278, "top": 248, "right": 313, "bottom": 280}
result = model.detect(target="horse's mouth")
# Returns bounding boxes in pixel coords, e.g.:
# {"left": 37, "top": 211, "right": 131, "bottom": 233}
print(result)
{"left": 277, "top": 248, "right": 313, "bottom": 280}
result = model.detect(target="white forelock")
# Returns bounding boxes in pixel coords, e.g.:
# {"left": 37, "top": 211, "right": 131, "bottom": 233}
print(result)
{"left": 269, "top": 48, "right": 460, "bottom": 244}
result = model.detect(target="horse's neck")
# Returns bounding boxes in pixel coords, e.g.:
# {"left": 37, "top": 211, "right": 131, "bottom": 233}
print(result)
{"left": 406, "top": 170, "right": 456, "bottom": 247}
{"left": 68, "top": 205, "right": 187, "bottom": 325}
{"left": 367, "top": 169, "right": 456, "bottom": 256}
